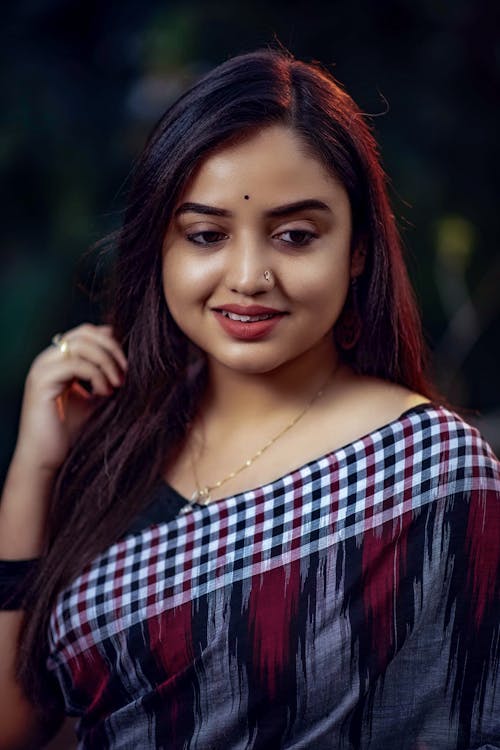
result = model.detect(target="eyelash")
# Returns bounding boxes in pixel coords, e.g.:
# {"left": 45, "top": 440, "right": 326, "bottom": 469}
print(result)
{"left": 185, "top": 229, "right": 319, "bottom": 248}
{"left": 186, "top": 231, "right": 227, "bottom": 246}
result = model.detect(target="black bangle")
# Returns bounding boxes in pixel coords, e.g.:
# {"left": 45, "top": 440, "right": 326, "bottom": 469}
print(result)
{"left": 0, "top": 559, "right": 40, "bottom": 610}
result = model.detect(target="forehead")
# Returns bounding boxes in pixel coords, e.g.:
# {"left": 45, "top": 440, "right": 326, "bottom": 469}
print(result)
{"left": 181, "top": 125, "right": 347, "bottom": 203}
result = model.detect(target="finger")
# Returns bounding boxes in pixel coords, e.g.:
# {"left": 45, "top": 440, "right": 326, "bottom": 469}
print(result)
{"left": 42, "top": 356, "right": 115, "bottom": 398}
{"left": 94, "top": 334, "right": 128, "bottom": 373}
{"left": 69, "top": 324, "right": 128, "bottom": 371}
{"left": 56, "top": 338, "right": 124, "bottom": 387}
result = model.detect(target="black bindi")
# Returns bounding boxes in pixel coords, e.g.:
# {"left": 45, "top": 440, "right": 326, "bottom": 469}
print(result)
{"left": 244, "top": 195, "right": 250, "bottom": 200}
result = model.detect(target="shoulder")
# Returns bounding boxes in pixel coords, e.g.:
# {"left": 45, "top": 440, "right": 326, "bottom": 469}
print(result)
{"left": 317, "top": 373, "right": 429, "bottom": 452}
{"left": 392, "top": 402, "right": 499, "bottom": 492}
{"left": 325, "top": 372, "right": 499, "bottom": 481}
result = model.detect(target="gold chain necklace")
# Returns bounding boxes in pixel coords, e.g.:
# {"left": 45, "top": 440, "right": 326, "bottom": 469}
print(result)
{"left": 181, "top": 371, "right": 333, "bottom": 513}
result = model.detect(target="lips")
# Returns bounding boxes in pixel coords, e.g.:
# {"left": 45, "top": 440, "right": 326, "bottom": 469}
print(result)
{"left": 212, "top": 305, "right": 287, "bottom": 340}
{"left": 214, "top": 304, "right": 285, "bottom": 315}
{"left": 219, "top": 310, "right": 276, "bottom": 323}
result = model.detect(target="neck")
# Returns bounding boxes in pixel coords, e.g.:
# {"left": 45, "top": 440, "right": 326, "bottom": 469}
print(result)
{"left": 201, "top": 341, "right": 341, "bottom": 429}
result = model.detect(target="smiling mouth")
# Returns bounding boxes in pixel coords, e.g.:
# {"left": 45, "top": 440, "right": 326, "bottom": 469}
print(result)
{"left": 218, "top": 311, "right": 279, "bottom": 322}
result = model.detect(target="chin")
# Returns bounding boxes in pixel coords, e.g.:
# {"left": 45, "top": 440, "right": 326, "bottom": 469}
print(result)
{"left": 227, "top": 361, "right": 285, "bottom": 376}
{"left": 213, "top": 353, "right": 290, "bottom": 375}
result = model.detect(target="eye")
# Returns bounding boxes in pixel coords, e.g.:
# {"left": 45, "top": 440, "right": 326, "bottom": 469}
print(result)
{"left": 274, "top": 229, "right": 318, "bottom": 247}
{"left": 186, "top": 230, "right": 227, "bottom": 246}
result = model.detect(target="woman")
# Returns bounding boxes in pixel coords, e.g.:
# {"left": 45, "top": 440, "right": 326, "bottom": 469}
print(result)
{"left": 0, "top": 49, "right": 498, "bottom": 750}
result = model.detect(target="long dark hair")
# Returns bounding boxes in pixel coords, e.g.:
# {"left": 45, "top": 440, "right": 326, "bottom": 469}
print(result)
{"left": 18, "top": 47, "right": 435, "bottom": 716}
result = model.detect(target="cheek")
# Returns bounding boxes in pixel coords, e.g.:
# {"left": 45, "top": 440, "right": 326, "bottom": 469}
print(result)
{"left": 283, "top": 258, "right": 351, "bottom": 312}
{"left": 161, "top": 252, "right": 220, "bottom": 315}
{"left": 162, "top": 255, "right": 187, "bottom": 320}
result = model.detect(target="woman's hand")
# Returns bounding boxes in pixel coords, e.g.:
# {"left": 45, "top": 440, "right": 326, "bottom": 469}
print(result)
{"left": 13, "top": 324, "right": 128, "bottom": 473}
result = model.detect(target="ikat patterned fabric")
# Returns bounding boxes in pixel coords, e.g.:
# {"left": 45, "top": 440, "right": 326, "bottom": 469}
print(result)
{"left": 47, "top": 405, "right": 500, "bottom": 749}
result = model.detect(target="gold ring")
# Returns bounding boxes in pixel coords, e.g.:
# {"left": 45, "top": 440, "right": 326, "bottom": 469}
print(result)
{"left": 51, "top": 332, "right": 71, "bottom": 357}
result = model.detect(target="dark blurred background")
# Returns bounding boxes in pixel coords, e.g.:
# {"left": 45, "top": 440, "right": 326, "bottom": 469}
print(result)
{"left": 0, "top": 1, "right": 499, "bottom": 746}
{"left": 1, "top": 0, "right": 500, "bottom": 474}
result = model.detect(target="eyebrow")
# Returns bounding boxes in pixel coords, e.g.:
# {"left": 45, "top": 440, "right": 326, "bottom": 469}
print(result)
{"left": 174, "top": 199, "right": 332, "bottom": 219}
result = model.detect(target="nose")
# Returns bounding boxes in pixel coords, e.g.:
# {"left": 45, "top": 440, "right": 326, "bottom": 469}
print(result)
{"left": 224, "top": 234, "right": 273, "bottom": 295}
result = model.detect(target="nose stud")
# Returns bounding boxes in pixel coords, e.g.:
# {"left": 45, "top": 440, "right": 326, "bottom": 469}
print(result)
{"left": 263, "top": 269, "right": 273, "bottom": 283}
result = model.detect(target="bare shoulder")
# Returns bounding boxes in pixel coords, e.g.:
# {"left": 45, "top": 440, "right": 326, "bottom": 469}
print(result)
{"left": 316, "top": 372, "right": 432, "bottom": 449}
{"left": 347, "top": 375, "right": 431, "bottom": 418}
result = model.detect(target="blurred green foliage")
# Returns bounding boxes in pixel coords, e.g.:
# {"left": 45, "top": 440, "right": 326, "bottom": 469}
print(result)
{"left": 1, "top": 0, "right": 499, "bottom": 475}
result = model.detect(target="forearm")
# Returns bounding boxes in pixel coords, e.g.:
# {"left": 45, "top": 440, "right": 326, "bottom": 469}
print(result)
{"left": 0, "top": 610, "right": 42, "bottom": 750}
{"left": 0, "top": 455, "right": 57, "bottom": 748}
{"left": 0, "top": 450, "right": 56, "bottom": 558}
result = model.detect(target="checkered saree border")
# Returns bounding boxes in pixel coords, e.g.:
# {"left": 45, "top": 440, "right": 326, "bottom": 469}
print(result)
{"left": 47, "top": 405, "right": 498, "bottom": 668}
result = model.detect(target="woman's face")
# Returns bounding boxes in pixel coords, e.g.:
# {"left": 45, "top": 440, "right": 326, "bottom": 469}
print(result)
{"left": 162, "top": 125, "right": 363, "bottom": 376}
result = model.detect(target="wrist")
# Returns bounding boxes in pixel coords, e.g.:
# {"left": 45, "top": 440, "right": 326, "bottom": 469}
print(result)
{"left": 9, "top": 446, "right": 60, "bottom": 481}
{"left": 0, "top": 452, "right": 56, "bottom": 559}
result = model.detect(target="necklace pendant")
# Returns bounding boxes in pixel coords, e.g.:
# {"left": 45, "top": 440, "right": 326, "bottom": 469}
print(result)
{"left": 191, "top": 488, "right": 211, "bottom": 505}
